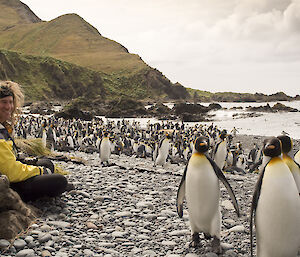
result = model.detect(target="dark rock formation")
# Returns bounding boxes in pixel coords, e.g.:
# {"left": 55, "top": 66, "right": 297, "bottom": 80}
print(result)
{"left": 208, "top": 103, "right": 222, "bottom": 110}
{"left": 148, "top": 103, "right": 172, "bottom": 118}
{"left": 106, "top": 97, "right": 148, "bottom": 118}
{"left": 246, "top": 102, "right": 298, "bottom": 113}
{"left": 55, "top": 105, "right": 93, "bottom": 120}
{"left": 272, "top": 102, "right": 299, "bottom": 112}
{"left": 29, "top": 102, "right": 54, "bottom": 115}
{"left": 246, "top": 103, "right": 274, "bottom": 112}
{"left": 172, "top": 103, "right": 211, "bottom": 122}
{"left": 173, "top": 103, "right": 209, "bottom": 115}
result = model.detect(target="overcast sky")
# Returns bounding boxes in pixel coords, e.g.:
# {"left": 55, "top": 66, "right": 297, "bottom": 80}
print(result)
{"left": 21, "top": 0, "right": 300, "bottom": 96}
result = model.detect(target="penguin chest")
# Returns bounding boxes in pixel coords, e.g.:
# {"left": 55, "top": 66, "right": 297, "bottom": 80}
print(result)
{"left": 185, "top": 154, "right": 220, "bottom": 230}
{"left": 283, "top": 156, "right": 300, "bottom": 194}
{"left": 256, "top": 159, "right": 300, "bottom": 256}
{"left": 214, "top": 142, "right": 227, "bottom": 168}
{"left": 159, "top": 140, "right": 169, "bottom": 158}
{"left": 100, "top": 138, "right": 111, "bottom": 161}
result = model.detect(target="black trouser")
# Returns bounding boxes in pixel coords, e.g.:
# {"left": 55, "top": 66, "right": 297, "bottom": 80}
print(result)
{"left": 10, "top": 174, "right": 68, "bottom": 202}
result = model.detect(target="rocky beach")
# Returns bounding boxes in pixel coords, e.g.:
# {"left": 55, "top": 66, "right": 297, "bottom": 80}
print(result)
{"left": 1, "top": 134, "right": 299, "bottom": 257}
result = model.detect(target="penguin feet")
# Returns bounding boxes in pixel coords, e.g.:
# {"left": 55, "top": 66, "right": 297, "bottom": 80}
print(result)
{"left": 189, "top": 232, "right": 201, "bottom": 248}
{"left": 211, "top": 236, "right": 222, "bottom": 254}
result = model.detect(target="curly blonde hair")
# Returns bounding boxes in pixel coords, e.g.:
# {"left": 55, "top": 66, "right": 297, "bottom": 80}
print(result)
{"left": 0, "top": 81, "right": 24, "bottom": 125}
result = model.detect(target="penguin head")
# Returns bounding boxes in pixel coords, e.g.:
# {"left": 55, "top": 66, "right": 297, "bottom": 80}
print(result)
{"left": 263, "top": 137, "right": 282, "bottom": 157}
{"left": 277, "top": 135, "right": 292, "bottom": 154}
{"left": 219, "top": 130, "right": 227, "bottom": 140}
{"left": 194, "top": 136, "right": 210, "bottom": 153}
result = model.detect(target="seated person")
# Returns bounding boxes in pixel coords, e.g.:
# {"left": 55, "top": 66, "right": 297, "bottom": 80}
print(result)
{"left": 0, "top": 80, "right": 73, "bottom": 202}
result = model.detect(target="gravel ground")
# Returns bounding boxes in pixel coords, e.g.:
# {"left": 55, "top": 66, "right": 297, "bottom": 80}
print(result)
{"left": 0, "top": 134, "right": 299, "bottom": 257}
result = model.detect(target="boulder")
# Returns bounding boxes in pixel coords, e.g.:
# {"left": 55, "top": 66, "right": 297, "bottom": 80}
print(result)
{"left": 0, "top": 175, "right": 38, "bottom": 241}
{"left": 148, "top": 103, "right": 172, "bottom": 119}
{"left": 106, "top": 97, "right": 148, "bottom": 118}
{"left": 246, "top": 103, "right": 274, "bottom": 112}
{"left": 208, "top": 103, "right": 222, "bottom": 110}
{"left": 172, "top": 103, "right": 209, "bottom": 115}
{"left": 272, "top": 102, "right": 298, "bottom": 112}
{"left": 55, "top": 105, "right": 93, "bottom": 120}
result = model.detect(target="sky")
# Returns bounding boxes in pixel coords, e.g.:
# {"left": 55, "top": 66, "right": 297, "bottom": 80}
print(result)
{"left": 21, "top": 0, "right": 300, "bottom": 96}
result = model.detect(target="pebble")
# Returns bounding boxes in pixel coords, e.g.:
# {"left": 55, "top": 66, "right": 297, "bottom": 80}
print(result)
{"left": 41, "top": 250, "right": 51, "bottom": 257}
{"left": 86, "top": 221, "right": 98, "bottom": 229}
{"left": 221, "top": 200, "right": 235, "bottom": 210}
{"left": 47, "top": 221, "right": 71, "bottom": 228}
{"left": 38, "top": 233, "right": 52, "bottom": 243}
{"left": 15, "top": 249, "right": 35, "bottom": 257}
{"left": 228, "top": 225, "right": 246, "bottom": 233}
{"left": 13, "top": 239, "right": 27, "bottom": 250}
{"left": 0, "top": 239, "right": 10, "bottom": 248}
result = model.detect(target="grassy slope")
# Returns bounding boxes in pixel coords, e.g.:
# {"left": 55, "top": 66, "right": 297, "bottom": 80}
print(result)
{"left": 0, "top": 49, "right": 106, "bottom": 100}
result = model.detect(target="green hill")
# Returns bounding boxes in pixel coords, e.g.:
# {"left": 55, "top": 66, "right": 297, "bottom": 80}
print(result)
{"left": 0, "top": 0, "right": 190, "bottom": 101}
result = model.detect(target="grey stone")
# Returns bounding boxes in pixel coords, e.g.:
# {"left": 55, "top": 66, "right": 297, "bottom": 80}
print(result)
{"left": 47, "top": 221, "right": 71, "bottom": 228}
{"left": 13, "top": 239, "right": 27, "bottom": 250}
{"left": 38, "top": 233, "right": 52, "bottom": 243}
{"left": 0, "top": 239, "right": 10, "bottom": 248}
{"left": 15, "top": 249, "right": 35, "bottom": 257}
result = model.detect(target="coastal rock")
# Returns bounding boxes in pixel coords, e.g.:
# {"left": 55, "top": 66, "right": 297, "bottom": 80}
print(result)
{"left": 272, "top": 102, "right": 298, "bottom": 112}
{"left": 106, "top": 97, "right": 148, "bottom": 118}
{"left": 55, "top": 105, "right": 93, "bottom": 120}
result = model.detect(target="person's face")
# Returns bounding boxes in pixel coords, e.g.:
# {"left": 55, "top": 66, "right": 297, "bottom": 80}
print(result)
{"left": 0, "top": 96, "right": 14, "bottom": 123}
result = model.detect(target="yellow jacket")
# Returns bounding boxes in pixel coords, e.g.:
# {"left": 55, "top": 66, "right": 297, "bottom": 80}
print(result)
{"left": 0, "top": 123, "right": 42, "bottom": 183}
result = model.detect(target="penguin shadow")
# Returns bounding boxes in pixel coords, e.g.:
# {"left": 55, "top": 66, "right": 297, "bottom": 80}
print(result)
{"left": 100, "top": 162, "right": 116, "bottom": 168}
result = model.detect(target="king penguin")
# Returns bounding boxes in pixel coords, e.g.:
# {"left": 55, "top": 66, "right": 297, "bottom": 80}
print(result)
{"left": 213, "top": 130, "right": 228, "bottom": 170}
{"left": 176, "top": 136, "right": 240, "bottom": 253}
{"left": 99, "top": 131, "right": 111, "bottom": 166}
{"left": 250, "top": 137, "right": 300, "bottom": 257}
{"left": 155, "top": 134, "right": 171, "bottom": 167}
{"left": 277, "top": 135, "right": 300, "bottom": 195}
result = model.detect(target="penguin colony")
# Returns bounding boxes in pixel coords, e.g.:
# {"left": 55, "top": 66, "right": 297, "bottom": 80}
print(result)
{"left": 15, "top": 116, "right": 300, "bottom": 256}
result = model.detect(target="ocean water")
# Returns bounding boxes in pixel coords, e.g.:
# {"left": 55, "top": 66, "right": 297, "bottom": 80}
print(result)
{"left": 197, "top": 101, "right": 300, "bottom": 139}
{"left": 106, "top": 101, "right": 300, "bottom": 139}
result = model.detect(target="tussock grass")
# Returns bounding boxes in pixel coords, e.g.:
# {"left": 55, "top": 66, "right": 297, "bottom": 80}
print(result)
{"left": 15, "top": 138, "right": 52, "bottom": 157}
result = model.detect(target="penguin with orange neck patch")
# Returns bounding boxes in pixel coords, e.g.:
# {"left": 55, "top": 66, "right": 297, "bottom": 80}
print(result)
{"left": 176, "top": 136, "right": 239, "bottom": 254}
{"left": 250, "top": 137, "right": 300, "bottom": 257}
{"left": 277, "top": 135, "right": 300, "bottom": 195}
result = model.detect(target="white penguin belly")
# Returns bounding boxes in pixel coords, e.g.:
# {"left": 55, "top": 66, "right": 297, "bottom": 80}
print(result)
{"left": 100, "top": 139, "right": 111, "bottom": 162}
{"left": 156, "top": 141, "right": 169, "bottom": 166}
{"left": 256, "top": 160, "right": 300, "bottom": 257}
{"left": 214, "top": 142, "right": 226, "bottom": 169}
{"left": 186, "top": 154, "right": 220, "bottom": 236}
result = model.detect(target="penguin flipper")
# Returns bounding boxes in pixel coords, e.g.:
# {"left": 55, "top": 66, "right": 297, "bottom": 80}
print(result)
{"left": 176, "top": 165, "right": 187, "bottom": 218}
{"left": 250, "top": 165, "right": 267, "bottom": 257}
{"left": 293, "top": 159, "right": 300, "bottom": 169}
{"left": 206, "top": 156, "right": 240, "bottom": 217}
